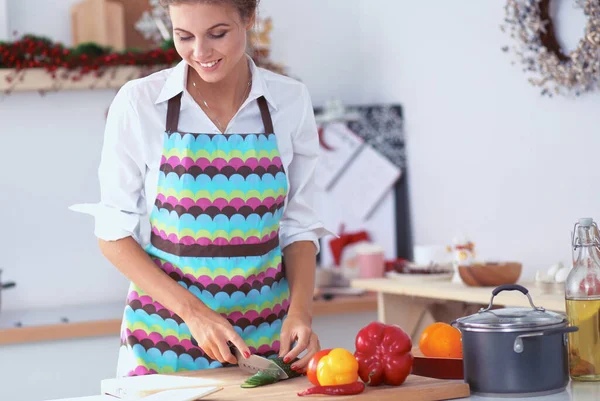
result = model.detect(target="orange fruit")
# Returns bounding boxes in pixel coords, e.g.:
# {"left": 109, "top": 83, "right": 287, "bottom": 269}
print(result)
{"left": 418, "top": 322, "right": 447, "bottom": 356}
{"left": 418, "top": 322, "right": 462, "bottom": 358}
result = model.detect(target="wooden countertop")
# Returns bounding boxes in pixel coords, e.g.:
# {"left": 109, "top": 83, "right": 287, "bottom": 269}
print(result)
{"left": 350, "top": 277, "right": 566, "bottom": 312}
{"left": 0, "top": 294, "right": 377, "bottom": 346}
{"left": 99, "top": 365, "right": 470, "bottom": 401}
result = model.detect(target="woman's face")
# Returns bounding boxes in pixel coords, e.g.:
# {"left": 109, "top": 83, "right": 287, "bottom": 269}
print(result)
{"left": 169, "top": 2, "right": 253, "bottom": 84}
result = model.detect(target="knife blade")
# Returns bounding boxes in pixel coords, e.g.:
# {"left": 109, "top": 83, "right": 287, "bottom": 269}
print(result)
{"left": 230, "top": 346, "right": 289, "bottom": 379}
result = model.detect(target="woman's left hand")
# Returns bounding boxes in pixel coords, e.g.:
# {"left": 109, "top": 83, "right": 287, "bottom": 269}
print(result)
{"left": 279, "top": 311, "right": 320, "bottom": 372}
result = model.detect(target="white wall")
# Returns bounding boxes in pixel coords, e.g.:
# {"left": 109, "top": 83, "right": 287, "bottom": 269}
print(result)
{"left": 0, "top": 0, "right": 369, "bottom": 312}
{"left": 3, "top": 0, "right": 594, "bottom": 312}
{"left": 359, "top": 0, "right": 600, "bottom": 278}
{"left": 0, "top": 0, "right": 8, "bottom": 40}
{"left": 260, "top": 0, "right": 399, "bottom": 268}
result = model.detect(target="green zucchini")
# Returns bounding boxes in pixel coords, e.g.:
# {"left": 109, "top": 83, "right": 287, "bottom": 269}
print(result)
{"left": 240, "top": 357, "right": 302, "bottom": 388}
{"left": 271, "top": 357, "right": 302, "bottom": 379}
{"left": 241, "top": 369, "right": 280, "bottom": 388}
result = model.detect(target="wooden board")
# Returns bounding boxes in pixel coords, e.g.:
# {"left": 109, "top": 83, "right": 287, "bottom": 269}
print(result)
{"left": 111, "top": 0, "right": 157, "bottom": 50}
{"left": 103, "top": 366, "right": 470, "bottom": 401}
{"left": 0, "top": 66, "right": 167, "bottom": 93}
{"left": 411, "top": 347, "right": 464, "bottom": 380}
{"left": 351, "top": 278, "right": 566, "bottom": 312}
{"left": 71, "top": 0, "right": 126, "bottom": 51}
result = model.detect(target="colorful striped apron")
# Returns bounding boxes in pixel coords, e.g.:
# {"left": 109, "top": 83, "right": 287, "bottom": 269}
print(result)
{"left": 116, "top": 93, "right": 290, "bottom": 377}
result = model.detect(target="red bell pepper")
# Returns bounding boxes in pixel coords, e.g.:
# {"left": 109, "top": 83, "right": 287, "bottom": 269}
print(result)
{"left": 353, "top": 321, "right": 413, "bottom": 386}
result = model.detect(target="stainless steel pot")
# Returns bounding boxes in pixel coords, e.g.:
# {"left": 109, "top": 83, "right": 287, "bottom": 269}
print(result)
{"left": 452, "top": 284, "right": 577, "bottom": 398}
{"left": 0, "top": 269, "right": 16, "bottom": 315}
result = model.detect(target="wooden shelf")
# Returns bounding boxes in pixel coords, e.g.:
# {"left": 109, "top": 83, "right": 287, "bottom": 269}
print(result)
{"left": 0, "top": 65, "right": 167, "bottom": 93}
{"left": 0, "top": 294, "right": 377, "bottom": 346}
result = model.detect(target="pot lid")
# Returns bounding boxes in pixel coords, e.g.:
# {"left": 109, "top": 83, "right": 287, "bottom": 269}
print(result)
{"left": 452, "top": 284, "right": 567, "bottom": 332}
{"left": 453, "top": 307, "right": 567, "bottom": 332}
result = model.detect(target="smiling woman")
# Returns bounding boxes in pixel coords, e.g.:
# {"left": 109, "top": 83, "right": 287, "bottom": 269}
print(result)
{"left": 71, "top": 0, "right": 334, "bottom": 379}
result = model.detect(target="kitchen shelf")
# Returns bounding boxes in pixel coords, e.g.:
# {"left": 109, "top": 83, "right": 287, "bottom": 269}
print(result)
{"left": 0, "top": 294, "right": 377, "bottom": 346}
{"left": 0, "top": 65, "right": 166, "bottom": 93}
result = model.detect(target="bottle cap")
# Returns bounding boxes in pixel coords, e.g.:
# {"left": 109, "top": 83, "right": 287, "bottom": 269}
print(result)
{"left": 579, "top": 218, "right": 594, "bottom": 226}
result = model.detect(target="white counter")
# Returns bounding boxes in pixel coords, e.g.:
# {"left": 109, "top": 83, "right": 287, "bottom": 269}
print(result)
{"left": 43, "top": 381, "right": 600, "bottom": 401}
{"left": 457, "top": 381, "right": 599, "bottom": 401}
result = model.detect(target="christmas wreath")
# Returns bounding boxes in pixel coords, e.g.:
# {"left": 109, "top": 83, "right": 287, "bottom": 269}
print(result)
{"left": 501, "top": 0, "right": 600, "bottom": 97}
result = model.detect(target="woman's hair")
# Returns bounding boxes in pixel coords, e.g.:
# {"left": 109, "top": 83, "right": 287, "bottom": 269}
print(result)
{"left": 159, "top": 0, "right": 259, "bottom": 21}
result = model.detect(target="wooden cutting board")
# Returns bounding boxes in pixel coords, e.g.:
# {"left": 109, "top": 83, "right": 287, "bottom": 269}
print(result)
{"left": 411, "top": 347, "right": 464, "bottom": 380}
{"left": 105, "top": 366, "right": 470, "bottom": 401}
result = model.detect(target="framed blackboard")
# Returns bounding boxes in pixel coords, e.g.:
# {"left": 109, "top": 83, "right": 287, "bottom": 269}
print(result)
{"left": 314, "top": 104, "right": 413, "bottom": 262}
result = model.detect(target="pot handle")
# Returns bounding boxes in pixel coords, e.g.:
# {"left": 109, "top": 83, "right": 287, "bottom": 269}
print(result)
{"left": 480, "top": 284, "right": 544, "bottom": 313}
{"left": 513, "top": 326, "right": 579, "bottom": 353}
{"left": 492, "top": 284, "right": 529, "bottom": 296}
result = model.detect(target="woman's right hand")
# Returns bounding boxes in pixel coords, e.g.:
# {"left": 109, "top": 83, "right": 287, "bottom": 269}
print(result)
{"left": 185, "top": 308, "right": 252, "bottom": 365}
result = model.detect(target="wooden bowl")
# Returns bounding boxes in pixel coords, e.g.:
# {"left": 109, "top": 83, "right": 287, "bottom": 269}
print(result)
{"left": 458, "top": 262, "right": 522, "bottom": 287}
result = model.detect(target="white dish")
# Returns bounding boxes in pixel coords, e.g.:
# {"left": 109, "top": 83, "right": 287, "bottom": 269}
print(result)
{"left": 385, "top": 271, "right": 453, "bottom": 281}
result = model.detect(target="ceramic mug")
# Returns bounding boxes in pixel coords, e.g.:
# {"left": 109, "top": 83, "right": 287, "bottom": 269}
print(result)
{"left": 355, "top": 243, "right": 385, "bottom": 279}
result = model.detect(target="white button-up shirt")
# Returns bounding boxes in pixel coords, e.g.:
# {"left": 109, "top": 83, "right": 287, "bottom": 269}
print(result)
{"left": 71, "top": 56, "right": 334, "bottom": 253}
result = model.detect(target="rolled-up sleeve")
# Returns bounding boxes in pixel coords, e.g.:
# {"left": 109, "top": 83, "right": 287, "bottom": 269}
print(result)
{"left": 70, "top": 83, "right": 147, "bottom": 243}
{"left": 279, "top": 85, "right": 336, "bottom": 254}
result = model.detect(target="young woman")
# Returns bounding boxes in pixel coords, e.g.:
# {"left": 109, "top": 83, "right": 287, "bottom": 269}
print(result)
{"left": 71, "top": 0, "right": 332, "bottom": 377}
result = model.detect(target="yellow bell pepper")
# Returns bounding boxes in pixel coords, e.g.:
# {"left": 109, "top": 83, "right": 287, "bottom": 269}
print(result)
{"left": 316, "top": 348, "right": 359, "bottom": 386}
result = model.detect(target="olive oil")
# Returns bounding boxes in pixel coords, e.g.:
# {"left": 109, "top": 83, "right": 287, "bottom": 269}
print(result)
{"left": 565, "top": 218, "right": 600, "bottom": 382}
{"left": 565, "top": 297, "right": 600, "bottom": 381}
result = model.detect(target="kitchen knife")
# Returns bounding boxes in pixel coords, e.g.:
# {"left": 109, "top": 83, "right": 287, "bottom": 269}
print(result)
{"left": 230, "top": 346, "right": 289, "bottom": 379}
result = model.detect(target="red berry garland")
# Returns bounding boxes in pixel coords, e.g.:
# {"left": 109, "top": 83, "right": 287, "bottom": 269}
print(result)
{"left": 0, "top": 34, "right": 182, "bottom": 85}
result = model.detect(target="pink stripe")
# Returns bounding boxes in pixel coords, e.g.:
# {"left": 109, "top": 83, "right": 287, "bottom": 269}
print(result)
{"left": 166, "top": 156, "right": 181, "bottom": 168}
{"left": 228, "top": 157, "right": 245, "bottom": 170}
{"left": 229, "top": 198, "right": 245, "bottom": 210}
{"left": 196, "top": 197, "right": 215, "bottom": 210}
{"left": 213, "top": 237, "right": 229, "bottom": 246}
{"left": 179, "top": 236, "right": 196, "bottom": 246}
{"left": 227, "top": 302, "right": 289, "bottom": 324}
{"left": 256, "top": 343, "right": 279, "bottom": 356}
{"left": 259, "top": 157, "right": 274, "bottom": 170}
{"left": 180, "top": 266, "right": 282, "bottom": 289}
{"left": 180, "top": 157, "right": 195, "bottom": 169}
{"left": 246, "top": 198, "right": 262, "bottom": 210}
{"left": 195, "top": 157, "right": 211, "bottom": 170}
{"left": 126, "top": 329, "right": 199, "bottom": 352}
{"left": 212, "top": 158, "right": 227, "bottom": 170}
{"left": 178, "top": 197, "right": 196, "bottom": 210}
{"left": 128, "top": 366, "right": 158, "bottom": 376}
{"left": 245, "top": 158, "right": 258, "bottom": 170}
{"left": 160, "top": 196, "right": 285, "bottom": 212}
{"left": 271, "top": 157, "right": 283, "bottom": 168}
{"left": 213, "top": 198, "right": 229, "bottom": 210}
{"left": 151, "top": 227, "right": 279, "bottom": 247}
{"left": 196, "top": 237, "right": 212, "bottom": 246}
{"left": 230, "top": 237, "right": 245, "bottom": 245}
{"left": 166, "top": 196, "right": 180, "bottom": 206}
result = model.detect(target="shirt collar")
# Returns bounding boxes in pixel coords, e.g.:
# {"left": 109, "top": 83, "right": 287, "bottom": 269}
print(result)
{"left": 154, "top": 55, "right": 278, "bottom": 111}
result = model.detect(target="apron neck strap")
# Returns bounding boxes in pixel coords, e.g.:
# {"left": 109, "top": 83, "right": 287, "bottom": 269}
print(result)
{"left": 166, "top": 92, "right": 183, "bottom": 133}
{"left": 165, "top": 93, "right": 274, "bottom": 134}
{"left": 257, "top": 96, "right": 274, "bottom": 134}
